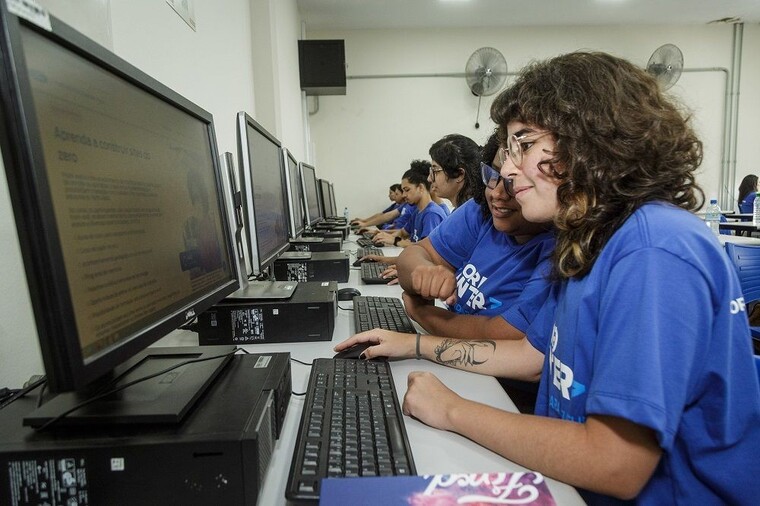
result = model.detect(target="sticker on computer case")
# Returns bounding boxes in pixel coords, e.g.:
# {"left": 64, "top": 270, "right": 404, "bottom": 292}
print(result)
{"left": 6, "top": 456, "right": 89, "bottom": 505}
{"left": 110, "top": 457, "right": 125, "bottom": 471}
{"left": 232, "top": 308, "right": 265, "bottom": 342}
{"left": 254, "top": 355, "right": 271, "bottom": 368}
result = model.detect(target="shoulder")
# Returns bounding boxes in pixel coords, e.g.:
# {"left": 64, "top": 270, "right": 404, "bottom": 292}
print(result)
{"left": 600, "top": 202, "right": 730, "bottom": 279}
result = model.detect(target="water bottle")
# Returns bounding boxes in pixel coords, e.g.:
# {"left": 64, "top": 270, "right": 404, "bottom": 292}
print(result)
{"left": 343, "top": 207, "right": 349, "bottom": 220}
{"left": 754, "top": 192, "right": 760, "bottom": 225}
{"left": 704, "top": 199, "right": 721, "bottom": 236}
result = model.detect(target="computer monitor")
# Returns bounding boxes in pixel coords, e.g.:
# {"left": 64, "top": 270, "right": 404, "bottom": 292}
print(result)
{"left": 299, "top": 162, "right": 322, "bottom": 226}
{"left": 0, "top": 7, "right": 239, "bottom": 425}
{"left": 328, "top": 182, "right": 339, "bottom": 218}
{"left": 282, "top": 147, "right": 305, "bottom": 239}
{"left": 236, "top": 112, "right": 291, "bottom": 278}
{"left": 318, "top": 178, "right": 332, "bottom": 219}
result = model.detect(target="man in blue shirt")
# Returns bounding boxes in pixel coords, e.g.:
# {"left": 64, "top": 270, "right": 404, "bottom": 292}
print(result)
{"left": 374, "top": 161, "right": 447, "bottom": 248}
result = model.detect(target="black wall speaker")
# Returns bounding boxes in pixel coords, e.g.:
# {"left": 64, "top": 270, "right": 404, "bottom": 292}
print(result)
{"left": 298, "top": 39, "right": 346, "bottom": 96}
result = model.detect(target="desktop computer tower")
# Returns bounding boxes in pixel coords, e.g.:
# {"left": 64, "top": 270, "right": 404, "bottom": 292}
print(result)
{"left": 289, "top": 236, "right": 341, "bottom": 252}
{"left": 314, "top": 222, "right": 349, "bottom": 239}
{"left": 273, "top": 251, "right": 349, "bottom": 283}
{"left": 197, "top": 281, "right": 337, "bottom": 345}
{"left": 0, "top": 351, "right": 291, "bottom": 506}
{"left": 302, "top": 228, "right": 344, "bottom": 241}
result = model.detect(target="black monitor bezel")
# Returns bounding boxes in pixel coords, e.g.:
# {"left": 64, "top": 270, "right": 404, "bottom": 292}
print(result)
{"left": 282, "top": 147, "right": 305, "bottom": 238}
{"left": 236, "top": 112, "right": 292, "bottom": 277}
{"left": 318, "top": 178, "right": 331, "bottom": 219}
{"left": 299, "top": 162, "right": 322, "bottom": 226}
{"left": 0, "top": 9, "right": 239, "bottom": 393}
{"left": 327, "top": 182, "right": 338, "bottom": 217}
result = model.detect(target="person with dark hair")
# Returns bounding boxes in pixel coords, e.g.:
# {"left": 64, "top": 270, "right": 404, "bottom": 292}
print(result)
{"left": 392, "top": 131, "right": 553, "bottom": 346}
{"left": 335, "top": 51, "right": 760, "bottom": 504}
{"left": 737, "top": 174, "right": 758, "bottom": 213}
{"left": 350, "top": 183, "right": 406, "bottom": 229}
{"left": 428, "top": 134, "right": 481, "bottom": 208}
{"left": 373, "top": 161, "right": 448, "bottom": 248}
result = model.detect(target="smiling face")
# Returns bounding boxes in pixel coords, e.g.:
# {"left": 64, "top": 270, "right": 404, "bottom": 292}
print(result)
{"left": 487, "top": 150, "right": 548, "bottom": 242}
{"left": 499, "top": 121, "right": 560, "bottom": 224}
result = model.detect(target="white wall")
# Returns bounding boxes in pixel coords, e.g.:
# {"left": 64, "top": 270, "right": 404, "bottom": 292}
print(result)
{"left": 0, "top": 0, "right": 305, "bottom": 387}
{"left": 306, "top": 23, "right": 760, "bottom": 217}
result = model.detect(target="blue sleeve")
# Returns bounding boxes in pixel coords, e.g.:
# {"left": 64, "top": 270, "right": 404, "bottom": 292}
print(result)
{"left": 428, "top": 200, "right": 483, "bottom": 267}
{"left": 739, "top": 193, "right": 756, "bottom": 214}
{"left": 417, "top": 209, "right": 445, "bottom": 240}
{"left": 501, "top": 256, "right": 554, "bottom": 333}
{"left": 586, "top": 249, "right": 712, "bottom": 449}
{"left": 395, "top": 204, "right": 413, "bottom": 229}
{"left": 525, "top": 289, "right": 557, "bottom": 353}
{"left": 403, "top": 210, "right": 415, "bottom": 236}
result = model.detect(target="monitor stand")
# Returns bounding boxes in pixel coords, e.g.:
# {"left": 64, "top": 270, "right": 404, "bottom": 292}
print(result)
{"left": 23, "top": 346, "right": 235, "bottom": 428}
{"left": 228, "top": 279, "right": 298, "bottom": 300}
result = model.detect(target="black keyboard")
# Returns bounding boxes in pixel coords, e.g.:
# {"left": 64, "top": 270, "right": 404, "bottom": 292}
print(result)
{"left": 353, "top": 296, "right": 415, "bottom": 333}
{"left": 286, "top": 358, "right": 416, "bottom": 502}
{"left": 356, "top": 237, "right": 378, "bottom": 247}
{"left": 361, "top": 262, "right": 396, "bottom": 284}
{"left": 356, "top": 246, "right": 384, "bottom": 258}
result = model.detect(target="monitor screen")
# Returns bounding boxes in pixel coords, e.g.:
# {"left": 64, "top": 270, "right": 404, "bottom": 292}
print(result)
{"left": 319, "top": 178, "right": 332, "bottom": 218}
{"left": 0, "top": 12, "right": 238, "bottom": 395}
{"left": 282, "top": 148, "right": 305, "bottom": 238}
{"left": 328, "top": 182, "right": 338, "bottom": 217}
{"left": 236, "top": 112, "right": 291, "bottom": 277}
{"left": 299, "top": 162, "right": 322, "bottom": 226}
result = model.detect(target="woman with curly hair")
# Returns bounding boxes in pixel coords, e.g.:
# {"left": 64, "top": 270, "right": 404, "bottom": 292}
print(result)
{"left": 335, "top": 52, "right": 760, "bottom": 504}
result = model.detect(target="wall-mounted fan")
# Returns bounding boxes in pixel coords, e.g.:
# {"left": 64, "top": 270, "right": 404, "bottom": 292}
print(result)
{"left": 646, "top": 43, "right": 684, "bottom": 90}
{"left": 465, "top": 47, "right": 507, "bottom": 128}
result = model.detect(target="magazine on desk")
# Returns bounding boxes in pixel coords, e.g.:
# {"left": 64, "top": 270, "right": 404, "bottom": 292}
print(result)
{"left": 319, "top": 471, "right": 556, "bottom": 505}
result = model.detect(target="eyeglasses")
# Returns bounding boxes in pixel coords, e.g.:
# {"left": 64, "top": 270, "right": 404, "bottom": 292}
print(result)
{"left": 480, "top": 162, "right": 514, "bottom": 196}
{"left": 429, "top": 167, "right": 444, "bottom": 180}
{"left": 498, "top": 132, "right": 552, "bottom": 171}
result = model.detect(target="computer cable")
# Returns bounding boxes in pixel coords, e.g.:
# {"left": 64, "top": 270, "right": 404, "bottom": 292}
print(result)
{"left": 0, "top": 375, "right": 47, "bottom": 410}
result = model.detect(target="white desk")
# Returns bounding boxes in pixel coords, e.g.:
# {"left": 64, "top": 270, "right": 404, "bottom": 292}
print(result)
{"left": 719, "top": 234, "right": 760, "bottom": 245}
{"left": 156, "top": 239, "right": 584, "bottom": 505}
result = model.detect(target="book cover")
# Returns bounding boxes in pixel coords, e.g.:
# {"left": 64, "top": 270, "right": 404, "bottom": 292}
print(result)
{"left": 319, "top": 472, "right": 557, "bottom": 505}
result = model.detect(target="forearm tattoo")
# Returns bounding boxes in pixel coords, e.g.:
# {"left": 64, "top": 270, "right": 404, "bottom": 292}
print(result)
{"left": 433, "top": 338, "right": 496, "bottom": 368}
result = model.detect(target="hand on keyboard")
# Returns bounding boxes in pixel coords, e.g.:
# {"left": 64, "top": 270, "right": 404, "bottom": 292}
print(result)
{"left": 382, "top": 265, "right": 399, "bottom": 285}
{"left": 335, "top": 328, "right": 418, "bottom": 361}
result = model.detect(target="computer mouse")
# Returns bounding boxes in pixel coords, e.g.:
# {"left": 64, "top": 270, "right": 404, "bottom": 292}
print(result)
{"left": 336, "top": 287, "right": 361, "bottom": 301}
{"left": 334, "top": 341, "right": 385, "bottom": 361}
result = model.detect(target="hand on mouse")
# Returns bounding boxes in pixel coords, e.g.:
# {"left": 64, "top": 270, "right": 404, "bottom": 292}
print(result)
{"left": 334, "top": 329, "right": 417, "bottom": 360}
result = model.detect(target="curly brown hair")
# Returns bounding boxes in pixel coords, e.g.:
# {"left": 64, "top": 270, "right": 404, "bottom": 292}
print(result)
{"left": 490, "top": 51, "right": 704, "bottom": 279}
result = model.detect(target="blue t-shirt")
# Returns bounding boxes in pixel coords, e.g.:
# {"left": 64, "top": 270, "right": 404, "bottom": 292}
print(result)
{"left": 739, "top": 192, "right": 756, "bottom": 214}
{"left": 437, "top": 202, "right": 451, "bottom": 216}
{"left": 382, "top": 202, "right": 399, "bottom": 214}
{"left": 428, "top": 199, "right": 555, "bottom": 332}
{"left": 526, "top": 202, "right": 760, "bottom": 505}
{"left": 381, "top": 202, "right": 401, "bottom": 229}
{"left": 403, "top": 201, "right": 448, "bottom": 242}
{"left": 389, "top": 203, "right": 414, "bottom": 230}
